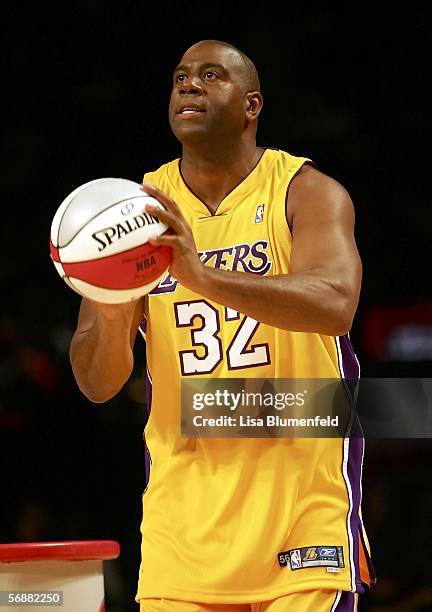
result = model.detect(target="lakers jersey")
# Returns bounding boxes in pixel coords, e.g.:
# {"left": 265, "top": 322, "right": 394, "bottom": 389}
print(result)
{"left": 136, "top": 148, "right": 375, "bottom": 603}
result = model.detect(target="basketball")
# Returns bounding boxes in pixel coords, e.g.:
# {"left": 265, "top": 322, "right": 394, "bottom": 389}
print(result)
{"left": 49, "top": 177, "right": 172, "bottom": 303}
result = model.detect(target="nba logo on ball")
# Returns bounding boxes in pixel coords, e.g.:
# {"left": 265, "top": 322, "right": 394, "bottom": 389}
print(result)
{"left": 49, "top": 178, "right": 172, "bottom": 304}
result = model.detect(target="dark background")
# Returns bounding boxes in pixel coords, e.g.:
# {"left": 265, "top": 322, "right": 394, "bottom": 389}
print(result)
{"left": 1, "top": 3, "right": 431, "bottom": 610}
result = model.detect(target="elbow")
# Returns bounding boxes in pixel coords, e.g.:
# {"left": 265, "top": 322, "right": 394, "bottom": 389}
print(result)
{"left": 326, "top": 299, "right": 356, "bottom": 337}
{"left": 328, "top": 318, "right": 352, "bottom": 337}
{"left": 294, "top": 275, "right": 359, "bottom": 337}
{"left": 70, "top": 357, "right": 132, "bottom": 404}
{"left": 317, "top": 320, "right": 351, "bottom": 337}
{"left": 79, "top": 386, "right": 120, "bottom": 404}
{"left": 74, "top": 376, "right": 129, "bottom": 404}
{"left": 322, "top": 279, "right": 358, "bottom": 336}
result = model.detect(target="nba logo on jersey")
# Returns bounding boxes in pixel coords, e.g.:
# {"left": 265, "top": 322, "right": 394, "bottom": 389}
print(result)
{"left": 255, "top": 203, "right": 265, "bottom": 223}
{"left": 290, "top": 549, "right": 302, "bottom": 570}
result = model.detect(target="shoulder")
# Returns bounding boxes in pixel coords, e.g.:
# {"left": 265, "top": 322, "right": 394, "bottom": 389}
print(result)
{"left": 143, "top": 158, "right": 180, "bottom": 183}
{"left": 287, "top": 164, "right": 355, "bottom": 228}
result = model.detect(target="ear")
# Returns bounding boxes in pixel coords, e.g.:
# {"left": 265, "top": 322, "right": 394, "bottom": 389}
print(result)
{"left": 245, "top": 92, "right": 263, "bottom": 121}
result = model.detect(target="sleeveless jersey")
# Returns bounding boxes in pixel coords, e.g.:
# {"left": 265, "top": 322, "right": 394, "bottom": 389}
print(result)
{"left": 136, "top": 148, "right": 375, "bottom": 603}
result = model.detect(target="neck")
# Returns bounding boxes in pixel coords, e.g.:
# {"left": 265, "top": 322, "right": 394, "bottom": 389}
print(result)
{"left": 180, "top": 141, "right": 263, "bottom": 213}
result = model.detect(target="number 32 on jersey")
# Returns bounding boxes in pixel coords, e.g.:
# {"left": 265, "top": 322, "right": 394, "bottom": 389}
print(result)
{"left": 174, "top": 299, "right": 270, "bottom": 375}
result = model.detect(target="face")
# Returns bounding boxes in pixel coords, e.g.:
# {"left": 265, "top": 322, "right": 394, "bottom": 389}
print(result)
{"left": 169, "top": 43, "right": 251, "bottom": 145}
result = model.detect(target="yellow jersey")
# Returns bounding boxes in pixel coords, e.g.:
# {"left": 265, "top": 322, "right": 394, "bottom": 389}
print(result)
{"left": 136, "top": 148, "right": 375, "bottom": 603}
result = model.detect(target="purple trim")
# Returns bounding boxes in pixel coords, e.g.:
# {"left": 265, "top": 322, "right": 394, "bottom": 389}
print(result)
{"left": 347, "top": 435, "right": 363, "bottom": 591}
{"left": 285, "top": 160, "right": 318, "bottom": 233}
{"left": 226, "top": 316, "right": 271, "bottom": 371}
{"left": 338, "top": 334, "right": 360, "bottom": 393}
{"left": 334, "top": 591, "right": 356, "bottom": 611}
{"left": 144, "top": 442, "right": 151, "bottom": 491}
{"left": 336, "top": 334, "right": 375, "bottom": 592}
{"left": 142, "top": 311, "right": 153, "bottom": 491}
{"left": 334, "top": 334, "right": 359, "bottom": 587}
{"left": 143, "top": 367, "right": 153, "bottom": 493}
{"left": 144, "top": 368, "right": 152, "bottom": 417}
{"left": 178, "top": 159, "right": 211, "bottom": 213}
{"left": 174, "top": 299, "right": 223, "bottom": 376}
{"left": 197, "top": 213, "right": 228, "bottom": 219}
{"left": 178, "top": 147, "right": 266, "bottom": 216}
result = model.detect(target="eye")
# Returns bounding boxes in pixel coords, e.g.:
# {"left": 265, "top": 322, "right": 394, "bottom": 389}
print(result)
{"left": 203, "top": 71, "right": 218, "bottom": 80}
{"left": 175, "top": 73, "right": 187, "bottom": 83}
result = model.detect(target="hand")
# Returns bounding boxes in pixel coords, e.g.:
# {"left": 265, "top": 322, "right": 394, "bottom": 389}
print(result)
{"left": 141, "top": 181, "right": 205, "bottom": 290}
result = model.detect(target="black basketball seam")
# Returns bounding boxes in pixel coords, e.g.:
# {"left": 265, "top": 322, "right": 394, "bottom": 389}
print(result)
{"left": 53, "top": 178, "right": 105, "bottom": 247}
{"left": 58, "top": 194, "right": 155, "bottom": 249}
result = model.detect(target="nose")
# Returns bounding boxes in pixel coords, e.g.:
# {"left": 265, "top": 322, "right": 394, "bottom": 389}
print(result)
{"left": 179, "top": 75, "right": 204, "bottom": 96}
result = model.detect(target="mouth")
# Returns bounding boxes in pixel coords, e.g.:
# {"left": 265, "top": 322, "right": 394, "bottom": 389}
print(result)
{"left": 177, "top": 106, "right": 206, "bottom": 116}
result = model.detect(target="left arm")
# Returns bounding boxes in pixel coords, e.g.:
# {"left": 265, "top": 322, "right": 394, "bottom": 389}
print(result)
{"left": 142, "top": 167, "right": 362, "bottom": 336}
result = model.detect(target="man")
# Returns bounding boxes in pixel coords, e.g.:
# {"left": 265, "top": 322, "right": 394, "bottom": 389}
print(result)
{"left": 70, "top": 40, "right": 375, "bottom": 611}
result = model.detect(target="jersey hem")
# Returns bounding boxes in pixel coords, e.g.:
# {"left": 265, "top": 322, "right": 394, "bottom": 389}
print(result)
{"left": 136, "top": 577, "right": 354, "bottom": 604}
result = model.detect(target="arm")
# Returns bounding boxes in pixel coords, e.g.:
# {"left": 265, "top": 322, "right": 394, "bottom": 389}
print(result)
{"left": 143, "top": 165, "right": 362, "bottom": 336}
{"left": 69, "top": 298, "right": 144, "bottom": 403}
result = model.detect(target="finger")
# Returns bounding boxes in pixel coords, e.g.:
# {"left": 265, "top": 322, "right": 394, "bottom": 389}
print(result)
{"left": 148, "top": 234, "right": 180, "bottom": 247}
{"left": 145, "top": 202, "right": 183, "bottom": 234}
{"left": 141, "top": 181, "right": 182, "bottom": 215}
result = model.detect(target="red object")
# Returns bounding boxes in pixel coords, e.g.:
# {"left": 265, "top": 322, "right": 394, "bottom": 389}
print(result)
{"left": 362, "top": 301, "right": 432, "bottom": 359}
{"left": 0, "top": 541, "right": 120, "bottom": 563}
{"left": 50, "top": 234, "right": 172, "bottom": 289}
{"left": 50, "top": 239, "right": 172, "bottom": 290}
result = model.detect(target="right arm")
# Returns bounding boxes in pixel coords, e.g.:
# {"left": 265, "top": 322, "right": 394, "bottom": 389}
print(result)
{"left": 69, "top": 298, "right": 144, "bottom": 403}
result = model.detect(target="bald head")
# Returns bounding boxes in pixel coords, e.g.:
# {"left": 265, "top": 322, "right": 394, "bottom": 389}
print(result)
{"left": 183, "top": 40, "right": 260, "bottom": 93}
{"left": 170, "top": 39, "right": 263, "bottom": 150}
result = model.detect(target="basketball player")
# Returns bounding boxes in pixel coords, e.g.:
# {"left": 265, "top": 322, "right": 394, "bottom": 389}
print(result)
{"left": 70, "top": 40, "right": 375, "bottom": 611}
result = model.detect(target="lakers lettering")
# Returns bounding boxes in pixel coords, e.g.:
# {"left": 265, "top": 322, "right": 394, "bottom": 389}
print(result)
{"left": 199, "top": 241, "right": 271, "bottom": 275}
{"left": 151, "top": 240, "right": 272, "bottom": 295}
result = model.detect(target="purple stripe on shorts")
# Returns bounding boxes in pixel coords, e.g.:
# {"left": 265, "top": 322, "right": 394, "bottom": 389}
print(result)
{"left": 335, "top": 334, "right": 362, "bottom": 590}
{"left": 347, "top": 435, "right": 364, "bottom": 591}
{"left": 334, "top": 590, "right": 356, "bottom": 611}
{"left": 339, "top": 334, "right": 377, "bottom": 589}
{"left": 338, "top": 333, "right": 360, "bottom": 397}
{"left": 338, "top": 334, "right": 360, "bottom": 379}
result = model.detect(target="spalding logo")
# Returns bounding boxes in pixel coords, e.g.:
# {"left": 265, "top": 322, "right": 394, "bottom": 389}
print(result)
{"left": 121, "top": 202, "right": 135, "bottom": 216}
{"left": 92, "top": 211, "right": 161, "bottom": 252}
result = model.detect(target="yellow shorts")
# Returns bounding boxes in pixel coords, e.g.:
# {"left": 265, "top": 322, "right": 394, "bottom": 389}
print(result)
{"left": 140, "top": 590, "right": 358, "bottom": 611}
